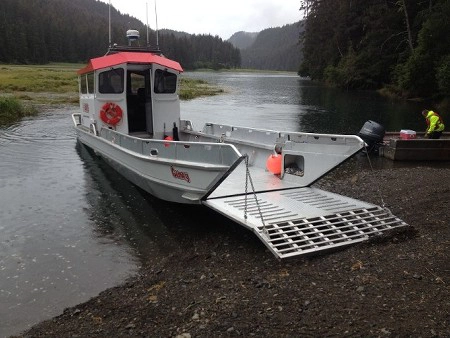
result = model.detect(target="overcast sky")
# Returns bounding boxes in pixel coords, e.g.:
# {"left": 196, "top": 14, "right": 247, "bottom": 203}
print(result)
{"left": 102, "top": 0, "right": 301, "bottom": 40}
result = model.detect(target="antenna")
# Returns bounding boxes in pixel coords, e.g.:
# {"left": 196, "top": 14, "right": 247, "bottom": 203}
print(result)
{"left": 154, "top": 0, "right": 159, "bottom": 48}
{"left": 146, "top": 2, "right": 149, "bottom": 46}
{"left": 108, "top": 0, "right": 112, "bottom": 47}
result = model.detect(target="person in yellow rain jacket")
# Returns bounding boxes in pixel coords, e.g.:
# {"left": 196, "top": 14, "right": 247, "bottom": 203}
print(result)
{"left": 422, "top": 110, "right": 445, "bottom": 139}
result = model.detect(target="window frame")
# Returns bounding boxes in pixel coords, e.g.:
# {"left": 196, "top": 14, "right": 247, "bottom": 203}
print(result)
{"left": 98, "top": 68, "right": 125, "bottom": 94}
{"left": 153, "top": 69, "right": 177, "bottom": 94}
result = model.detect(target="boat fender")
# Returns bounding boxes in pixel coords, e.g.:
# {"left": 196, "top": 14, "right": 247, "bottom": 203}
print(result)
{"left": 266, "top": 154, "right": 282, "bottom": 175}
{"left": 100, "top": 102, "right": 123, "bottom": 125}
{"left": 164, "top": 135, "right": 173, "bottom": 147}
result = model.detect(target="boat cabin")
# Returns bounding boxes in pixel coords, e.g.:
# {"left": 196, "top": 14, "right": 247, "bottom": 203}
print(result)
{"left": 77, "top": 51, "right": 183, "bottom": 140}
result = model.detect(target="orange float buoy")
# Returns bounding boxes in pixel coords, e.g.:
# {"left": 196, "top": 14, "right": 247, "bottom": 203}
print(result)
{"left": 164, "top": 135, "right": 173, "bottom": 147}
{"left": 266, "top": 154, "right": 282, "bottom": 175}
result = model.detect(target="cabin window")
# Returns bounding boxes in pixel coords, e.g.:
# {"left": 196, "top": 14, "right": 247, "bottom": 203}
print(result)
{"left": 80, "top": 75, "right": 87, "bottom": 94}
{"left": 87, "top": 73, "right": 95, "bottom": 94}
{"left": 154, "top": 69, "right": 177, "bottom": 94}
{"left": 99, "top": 68, "right": 124, "bottom": 94}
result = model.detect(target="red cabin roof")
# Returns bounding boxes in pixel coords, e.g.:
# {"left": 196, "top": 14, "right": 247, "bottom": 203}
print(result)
{"left": 78, "top": 52, "right": 183, "bottom": 74}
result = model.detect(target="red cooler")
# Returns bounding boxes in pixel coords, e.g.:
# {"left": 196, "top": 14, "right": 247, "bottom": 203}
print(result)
{"left": 400, "top": 129, "right": 416, "bottom": 140}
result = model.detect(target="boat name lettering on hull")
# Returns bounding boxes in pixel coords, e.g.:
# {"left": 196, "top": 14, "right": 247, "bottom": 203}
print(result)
{"left": 171, "top": 166, "right": 190, "bottom": 183}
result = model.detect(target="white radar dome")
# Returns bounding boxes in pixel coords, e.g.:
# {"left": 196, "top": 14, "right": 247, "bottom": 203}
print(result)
{"left": 126, "top": 29, "right": 140, "bottom": 41}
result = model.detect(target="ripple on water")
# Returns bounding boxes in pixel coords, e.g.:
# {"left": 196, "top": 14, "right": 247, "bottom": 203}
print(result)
{"left": 0, "top": 107, "right": 139, "bottom": 337}
{"left": 0, "top": 109, "right": 80, "bottom": 174}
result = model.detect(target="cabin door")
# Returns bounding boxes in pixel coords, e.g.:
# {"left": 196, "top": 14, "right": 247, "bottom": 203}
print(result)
{"left": 127, "top": 70, "right": 152, "bottom": 134}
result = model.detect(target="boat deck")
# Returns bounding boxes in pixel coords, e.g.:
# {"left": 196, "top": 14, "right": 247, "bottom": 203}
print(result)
{"left": 204, "top": 163, "right": 409, "bottom": 259}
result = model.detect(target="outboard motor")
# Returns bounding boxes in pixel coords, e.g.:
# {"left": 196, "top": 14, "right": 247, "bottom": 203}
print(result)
{"left": 358, "top": 120, "right": 385, "bottom": 152}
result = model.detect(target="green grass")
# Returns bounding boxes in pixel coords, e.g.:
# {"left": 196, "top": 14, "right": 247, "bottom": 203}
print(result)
{"left": 0, "top": 63, "right": 80, "bottom": 93}
{"left": 0, "top": 96, "right": 38, "bottom": 125}
{"left": 179, "top": 78, "right": 224, "bottom": 100}
{"left": 0, "top": 63, "right": 224, "bottom": 124}
{"left": 0, "top": 63, "right": 223, "bottom": 103}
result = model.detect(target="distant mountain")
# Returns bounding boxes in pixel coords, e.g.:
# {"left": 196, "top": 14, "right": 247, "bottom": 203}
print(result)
{"left": 228, "top": 31, "right": 259, "bottom": 49}
{"left": 228, "top": 22, "right": 304, "bottom": 72}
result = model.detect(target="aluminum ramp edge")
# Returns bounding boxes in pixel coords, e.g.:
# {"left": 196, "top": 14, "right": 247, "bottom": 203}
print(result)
{"left": 202, "top": 187, "right": 410, "bottom": 259}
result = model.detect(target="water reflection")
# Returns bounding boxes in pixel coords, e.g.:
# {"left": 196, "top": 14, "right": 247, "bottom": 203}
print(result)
{"left": 75, "top": 141, "right": 256, "bottom": 263}
{"left": 298, "top": 80, "right": 425, "bottom": 133}
{"left": 76, "top": 141, "right": 180, "bottom": 257}
{"left": 182, "top": 72, "right": 305, "bottom": 131}
{"left": 183, "top": 72, "right": 425, "bottom": 135}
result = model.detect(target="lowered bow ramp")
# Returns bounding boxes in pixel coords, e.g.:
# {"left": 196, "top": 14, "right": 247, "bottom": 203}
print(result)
{"left": 203, "top": 187, "right": 409, "bottom": 259}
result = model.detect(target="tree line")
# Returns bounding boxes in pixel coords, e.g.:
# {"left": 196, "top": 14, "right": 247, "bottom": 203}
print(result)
{"left": 299, "top": 0, "right": 450, "bottom": 101}
{"left": 0, "top": 0, "right": 240, "bottom": 69}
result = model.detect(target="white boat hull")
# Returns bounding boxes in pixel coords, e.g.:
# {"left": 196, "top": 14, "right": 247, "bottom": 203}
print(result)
{"left": 75, "top": 126, "right": 242, "bottom": 204}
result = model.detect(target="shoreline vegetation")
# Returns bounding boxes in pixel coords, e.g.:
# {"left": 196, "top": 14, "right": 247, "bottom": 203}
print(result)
{"left": 0, "top": 64, "right": 225, "bottom": 125}
{"left": 300, "top": 1, "right": 450, "bottom": 106}
{"left": 0, "top": 96, "right": 38, "bottom": 124}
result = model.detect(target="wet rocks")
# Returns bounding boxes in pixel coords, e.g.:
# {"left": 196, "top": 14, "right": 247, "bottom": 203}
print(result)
{"left": 14, "top": 166, "right": 450, "bottom": 337}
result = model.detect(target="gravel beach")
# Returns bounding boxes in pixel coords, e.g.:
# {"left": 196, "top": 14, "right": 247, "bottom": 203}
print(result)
{"left": 14, "top": 164, "right": 450, "bottom": 337}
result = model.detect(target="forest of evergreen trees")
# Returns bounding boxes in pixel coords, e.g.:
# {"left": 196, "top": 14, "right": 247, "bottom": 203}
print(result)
{"left": 0, "top": 0, "right": 240, "bottom": 69}
{"left": 6, "top": 0, "right": 448, "bottom": 98}
{"left": 299, "top": 0, "right": 450, "bottom": 100}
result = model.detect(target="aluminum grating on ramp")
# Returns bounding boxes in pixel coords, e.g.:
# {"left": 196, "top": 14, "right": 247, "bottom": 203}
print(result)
{"left": 203, "top": 187, "right": 409, "bottom": 259}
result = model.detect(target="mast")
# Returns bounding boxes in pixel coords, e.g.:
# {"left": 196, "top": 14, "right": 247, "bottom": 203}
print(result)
{"left": 108, "top": 0, "right": 112, "bottom": 47}
{"left": 146, "top": 2, "right": 149, "bottom": 46}
{"left": 154, "top": 0, "right": 159, "bottom": 48}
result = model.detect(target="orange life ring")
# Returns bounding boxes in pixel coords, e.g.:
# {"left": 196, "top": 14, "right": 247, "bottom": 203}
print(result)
{"left": 100, "top": 102, "right": 123, "bottom": 125}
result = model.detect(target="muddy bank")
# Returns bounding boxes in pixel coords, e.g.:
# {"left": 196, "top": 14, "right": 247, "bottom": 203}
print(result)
{"left": 15, "top": 166, "right": 450, "bottom": 337}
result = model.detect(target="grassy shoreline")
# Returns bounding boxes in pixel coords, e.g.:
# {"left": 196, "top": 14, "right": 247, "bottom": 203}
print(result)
{"left": 0, "top": 63, "right": 225, "bottom": 102}
{"left": 0, "top": 96, "right": 38, "bottom": 124}
{"left": 0, "top": 63, "right": 224, "bottom": 124}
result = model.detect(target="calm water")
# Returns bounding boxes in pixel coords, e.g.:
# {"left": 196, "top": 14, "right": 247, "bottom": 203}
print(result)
{"left": 0, "top": 73, "right": 426, "bottom": 337}
{"left": 182, "top": 71, "right": 426, "bottom": 134}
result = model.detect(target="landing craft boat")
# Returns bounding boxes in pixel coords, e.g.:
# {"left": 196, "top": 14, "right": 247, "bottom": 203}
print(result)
{"left": 72, "top": 31, "right": 409, "bottom": 258}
